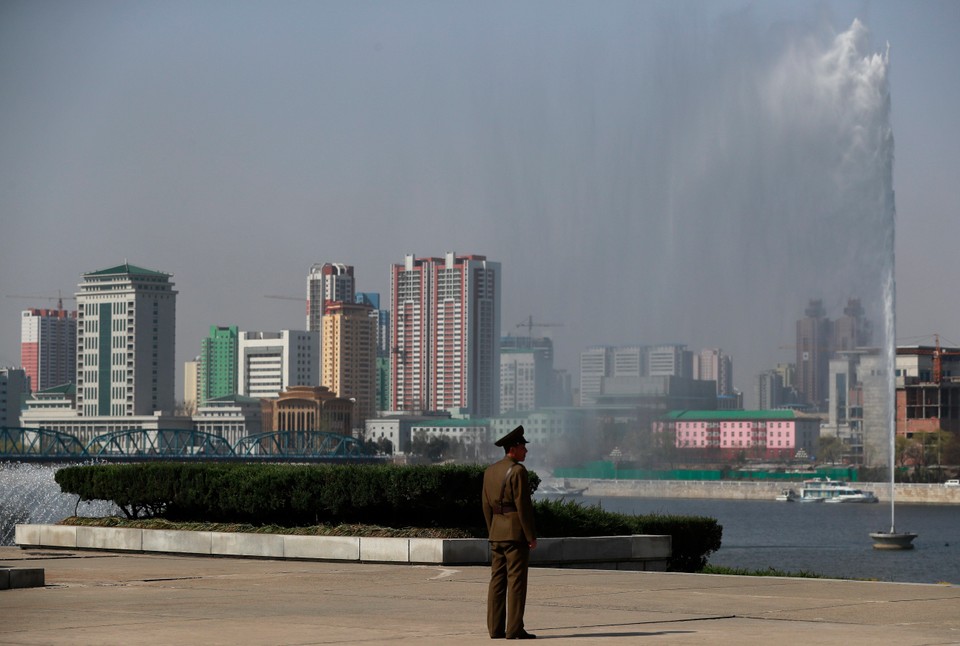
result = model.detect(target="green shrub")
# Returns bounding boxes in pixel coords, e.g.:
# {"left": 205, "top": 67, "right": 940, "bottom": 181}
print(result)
{"left": 534, "top": 498, "right": 722, "bottom": 572}
{"left": 56, "top": 463, "right": 720, "bottom": 571}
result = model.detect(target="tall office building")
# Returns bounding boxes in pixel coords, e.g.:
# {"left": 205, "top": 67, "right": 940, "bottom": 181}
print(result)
{"left": 756, "top": 370, "right": 785, "bottom": 410}
{"left": 183, "top": 358, "right": 200, "bottom": 408}
{"left": 199, "top": 325, "right": 239, "bottom": 404}
{"left": 833, "top": 298, "right": 872, "bottom": 352}
{"left": 647, "top": 344, "right": 692, "bottom": 378}
{"left": 500, "top": 336, "right": 556, "bottom": 413}
{"left": 306, "top": 263, "right": 355, "bottom": 333}
{"left": 693, "top": 348, "right": 733, "bottom": 396}
{"left": 238, "top": 330, "right": 317, "bottom": 399}
{"left": 75, "top": 263, "right": 177, "bottom": 416}
{"left": 390, "top": 253, "right": 500, "bottom": 417}
{"left": 795, "top": 298, "right": 872, "bottom": 411}
{"left": 1, "top": 367, "right": 29, "bottom": 427}
{"left": 579, "top": 346, "right": 612, "bottom": 406}
{"left": 322, "top": 301, "right": 377, "bottom": 425}
{"left": 20, "top": 307, "right": 77, "bottom": 392}
{"left": 796, "top": 299, "right": 830, "bottom": 409}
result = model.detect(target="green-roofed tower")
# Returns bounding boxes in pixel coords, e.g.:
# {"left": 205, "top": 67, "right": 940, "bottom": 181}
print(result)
{"left": 75, "top": 262, "right": 177, "bottom": 416}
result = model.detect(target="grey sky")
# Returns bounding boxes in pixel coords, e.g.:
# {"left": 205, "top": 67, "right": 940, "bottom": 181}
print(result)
{"left": 1, "top": 1, "right": 958, "bottom": 406}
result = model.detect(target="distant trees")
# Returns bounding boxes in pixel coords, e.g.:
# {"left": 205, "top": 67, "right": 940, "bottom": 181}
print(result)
{"left": 818, "top": 436, "right": 843, "bottom": 464}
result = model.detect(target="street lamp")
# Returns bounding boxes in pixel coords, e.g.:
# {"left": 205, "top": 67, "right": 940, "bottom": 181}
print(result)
{"left": 610, "top": 447, "right": 622, "bottom": 480}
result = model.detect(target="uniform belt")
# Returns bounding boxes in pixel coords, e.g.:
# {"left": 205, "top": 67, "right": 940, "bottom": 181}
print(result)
{"left": 494, "top": 503, "right": 518, "bottom": 514}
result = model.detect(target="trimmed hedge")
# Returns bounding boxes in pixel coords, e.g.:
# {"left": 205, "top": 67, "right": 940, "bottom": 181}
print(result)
{"left": 55, "top": 462, "right": 495, "bottom": 529}
{"left": 55, "top": 463, "right": 722, "bottom": 572}
{"left": 534, "top": 498, "right": 722, "bottom": 571}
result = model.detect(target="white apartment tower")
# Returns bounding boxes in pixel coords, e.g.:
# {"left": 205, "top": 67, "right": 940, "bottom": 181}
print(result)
{"left": 75, "top": 263, "right": 177, "bottom": 416}
{"left": 390, "top": 253, "right": 501, "bottom": 417}
{"left": 306, "top": 263, "right": 355, "bottom": 333}
{"left": 238, "top": 330, "right": 318, "bottom": 399}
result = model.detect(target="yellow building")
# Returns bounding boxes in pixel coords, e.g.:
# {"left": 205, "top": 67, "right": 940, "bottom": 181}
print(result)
{"left": 321, "top": 301, "right": 377, "bottom": 427}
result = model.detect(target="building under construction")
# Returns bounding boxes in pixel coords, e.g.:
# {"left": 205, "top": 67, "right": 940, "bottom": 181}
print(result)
{"left": 896, "top": 341, "right": 960, "bottom": 436}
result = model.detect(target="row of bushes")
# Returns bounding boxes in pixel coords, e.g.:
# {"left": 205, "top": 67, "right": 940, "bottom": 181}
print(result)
{"left": 55, "top": 462, "right": 721, "bottom": 572}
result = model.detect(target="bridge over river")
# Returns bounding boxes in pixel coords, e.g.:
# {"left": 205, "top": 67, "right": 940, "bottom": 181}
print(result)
{"left": 0, "top": 426, "right": 377, "bottom": 462}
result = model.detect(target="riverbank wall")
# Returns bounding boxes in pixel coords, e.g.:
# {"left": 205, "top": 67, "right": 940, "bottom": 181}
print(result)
{"left": 565, "top": 479, "right": 960, "bottom": 504}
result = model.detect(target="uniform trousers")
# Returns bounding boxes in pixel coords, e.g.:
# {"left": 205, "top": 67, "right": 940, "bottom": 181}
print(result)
{"left": 487, "top": 540, "right": 531, "bottom": 638}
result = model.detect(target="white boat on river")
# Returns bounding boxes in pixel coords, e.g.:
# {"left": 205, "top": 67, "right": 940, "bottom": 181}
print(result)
{"left": 799, "top": 479, "right": 878, "bottom": 503}
{"left": 535, "top": 480, "right": 588, "bottom": 498}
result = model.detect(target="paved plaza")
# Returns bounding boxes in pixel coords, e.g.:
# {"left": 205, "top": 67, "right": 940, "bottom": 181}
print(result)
{"left": 3, "top": 546, "right": 960, "bottom": 645}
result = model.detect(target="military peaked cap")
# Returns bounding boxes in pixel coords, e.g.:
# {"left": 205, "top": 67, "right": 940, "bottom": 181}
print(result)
{"left": 495, "top": 425, "right": 528, "bottom": 448}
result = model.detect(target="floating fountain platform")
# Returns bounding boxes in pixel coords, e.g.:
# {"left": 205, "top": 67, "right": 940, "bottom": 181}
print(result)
{"left": 870, "top": 530, "right": 917, "bottom": 550}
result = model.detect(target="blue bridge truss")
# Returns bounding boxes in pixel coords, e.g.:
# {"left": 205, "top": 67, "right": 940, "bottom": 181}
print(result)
{"left": 0, "top": 426, "right": 371, "bottom": 462}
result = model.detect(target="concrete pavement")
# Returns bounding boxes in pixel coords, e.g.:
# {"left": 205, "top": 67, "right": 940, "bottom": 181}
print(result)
{"left": 2, "top": 546, "right": 960, "bottom": 645}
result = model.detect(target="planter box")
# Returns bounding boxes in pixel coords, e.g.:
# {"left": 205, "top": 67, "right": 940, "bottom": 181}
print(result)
{"left": 15, "top": 524, "right": 670, "bottom": 571}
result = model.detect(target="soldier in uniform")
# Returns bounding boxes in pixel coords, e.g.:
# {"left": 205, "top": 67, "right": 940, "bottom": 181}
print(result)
{"left": 482, "top": 425, "right": 537, "bottom": 640}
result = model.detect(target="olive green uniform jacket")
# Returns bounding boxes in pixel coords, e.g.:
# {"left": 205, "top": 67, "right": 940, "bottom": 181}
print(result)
{"left": 482, "top": 456, "right": 537, "bottom": 543}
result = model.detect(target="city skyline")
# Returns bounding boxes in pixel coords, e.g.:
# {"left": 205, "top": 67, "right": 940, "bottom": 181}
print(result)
{"left": 2, "top": 2, "right": 958, "bottom": 409}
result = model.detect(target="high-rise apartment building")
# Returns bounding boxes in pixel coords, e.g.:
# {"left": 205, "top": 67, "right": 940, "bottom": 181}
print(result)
{"left": 199, "top": 325, "right": 239, "bottom": 404}
{"left": 390, "top": 253, "right": 500, "bottom": 417}
{"left": 306, "top": 263, "right": 355, "bottom": 333}
{"left": 75, "top": 263, "right": 177, "bottom": 416}
{"left": 322, "top": 301, "right": 377, "bottom": 426}
{"left": 356, "top": 292, "right": 391, "bottom": 413}
{"left": 238, "top": 330, "right": 318, "bottom": 399}
{"left": 20, "top": 307, "right": 77, "bottom": 392}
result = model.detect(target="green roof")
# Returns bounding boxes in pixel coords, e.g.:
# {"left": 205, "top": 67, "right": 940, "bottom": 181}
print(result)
{"left": 84, "top": 263, "right": 169, "bottom": 277}
{"left": 206, "top": 394, "right": 260, "bottom": 404}
{"left": 416, "top": 418, "right": 491, "bottom": 427}
{"left": 664, "top": 410, "right": 797, "bottom": 421}
{"left": 35, "top": 383, "right": 76, "bottom": 396}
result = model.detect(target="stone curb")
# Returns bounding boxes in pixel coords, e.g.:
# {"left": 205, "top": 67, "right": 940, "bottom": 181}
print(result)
{"left": 15, "top": 524, "right": 670, "bottom": 570}
{"left": 0, "top": 566, "right": 45, "bottom": 590}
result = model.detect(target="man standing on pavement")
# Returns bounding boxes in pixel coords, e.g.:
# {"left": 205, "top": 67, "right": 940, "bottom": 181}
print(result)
{"left": 482, "top": 425, "right": 537, "bottom": 640}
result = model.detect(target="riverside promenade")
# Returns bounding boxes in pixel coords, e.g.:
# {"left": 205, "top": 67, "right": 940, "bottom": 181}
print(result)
{"left": 3, "top": 546, "right": 960, "bottom": 645}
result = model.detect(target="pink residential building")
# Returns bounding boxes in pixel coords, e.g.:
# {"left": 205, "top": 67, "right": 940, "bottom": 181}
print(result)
{"left": 390, "top": 252, "right": 500, "bottom": 417}
{"left": 20, "top": 307, "right": 77, "bottom": 392}
{"left": 653, "top": 410, "right": 821, "bottom": 461}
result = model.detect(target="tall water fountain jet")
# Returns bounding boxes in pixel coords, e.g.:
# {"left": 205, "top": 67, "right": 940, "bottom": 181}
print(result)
{"left": 806, "top": 21, "right": 912, "bottom": 548}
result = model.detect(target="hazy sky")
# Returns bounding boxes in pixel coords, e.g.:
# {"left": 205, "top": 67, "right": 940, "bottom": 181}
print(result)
{"left": 1, "top": 1, "right": 958, "bottom": 406}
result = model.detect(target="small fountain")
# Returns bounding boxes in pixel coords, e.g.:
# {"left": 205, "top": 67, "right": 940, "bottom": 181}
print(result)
{"left": 0, "top": 462, "right": 117, "bottom": 546}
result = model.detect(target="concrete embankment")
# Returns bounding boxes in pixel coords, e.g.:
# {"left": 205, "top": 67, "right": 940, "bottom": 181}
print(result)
{"left": 567, "top": 479, "right": 960, "bottom": 504}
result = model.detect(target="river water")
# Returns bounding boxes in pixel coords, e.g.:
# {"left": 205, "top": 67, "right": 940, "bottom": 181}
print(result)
{"left": 3, "top": 463, "right": 957, "bottom": 584}
{"left": 586, "top": 495, "right": 960, "bottom": 584}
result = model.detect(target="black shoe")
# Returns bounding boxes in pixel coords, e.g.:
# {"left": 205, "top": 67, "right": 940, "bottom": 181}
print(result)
{"left": 491, "top": 634, "right": 505, "bottom": 639}
{"left": 507, "top": 631, "right": 536, "bottom": 640}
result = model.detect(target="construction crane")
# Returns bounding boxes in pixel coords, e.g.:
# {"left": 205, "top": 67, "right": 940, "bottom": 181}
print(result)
{"left": 903, "top": 334, "right": 960, "bottom": 384}
{"left": 264, "top": 294, "right": 306, "bottom": 302}
{"left": 931, "top": 334, "right": 960, "bottom": 384}
{"left": 516, "top": 315, "right": 563, "bottom": 338}
{"left": 5, "top": 292, "right": 76, "bottom": 311}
